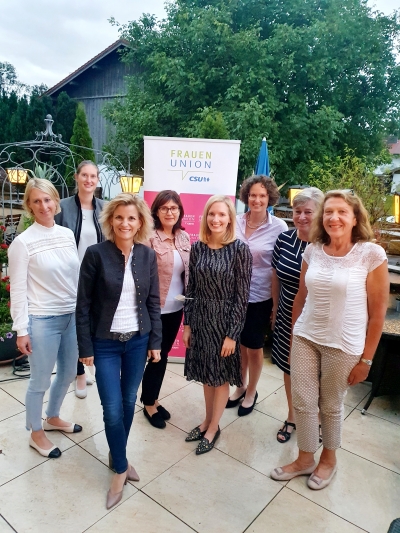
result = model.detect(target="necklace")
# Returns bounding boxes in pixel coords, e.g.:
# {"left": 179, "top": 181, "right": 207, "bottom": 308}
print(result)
{"left": 246, "top": 212, "right": 267, "bottom": 229}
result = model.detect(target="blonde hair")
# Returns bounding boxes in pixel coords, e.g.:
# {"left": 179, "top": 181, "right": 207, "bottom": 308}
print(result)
{"left": 310, "top": 190, "right": 374, "bottom": 244}
{"left": 199, "top": 195, "right": 236, "bottom": 245}
{"left": 100, "top": 193, "right": 154, "bottom": 243}
{"left": 23, "top": 178, "right": 61, "bottom": 216}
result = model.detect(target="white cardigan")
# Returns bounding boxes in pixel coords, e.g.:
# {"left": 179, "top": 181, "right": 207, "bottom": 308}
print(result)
{"left": 9, "top": 222, "right": 80, "bottom": 336}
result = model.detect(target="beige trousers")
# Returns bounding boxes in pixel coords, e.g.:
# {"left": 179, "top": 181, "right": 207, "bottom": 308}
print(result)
{"left": 291, "top": 335, "right": 358, "bottom": 453}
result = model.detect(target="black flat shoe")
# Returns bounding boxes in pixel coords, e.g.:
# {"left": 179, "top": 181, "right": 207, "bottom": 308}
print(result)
{"left": 195, "top": 427, "right": 221, "bottom": 455}
{"left": 157, "top": 405, "right": 171, "bottom": 420}
{"left": 238, "top": 392, "right": 258, "bottom": 417}
{"left": 226, "top": 390, "right": 246, "bottom": 408}
{"left": 185, "top": 426, "right": 207, "bottom": 442}
{"left": 143, "top": 407, "right": 166, "bottom": 429}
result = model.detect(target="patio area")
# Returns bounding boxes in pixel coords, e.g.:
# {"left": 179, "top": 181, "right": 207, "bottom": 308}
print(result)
{"left": 0, "top": 353, "right": 399, "bottom": 533}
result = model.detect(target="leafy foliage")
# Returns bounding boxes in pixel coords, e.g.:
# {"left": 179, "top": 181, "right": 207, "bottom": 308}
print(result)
{"left": 106, "top": 0, "right": 400, "bottom": 186}
{"left": 307, "top": 149, "right": 392, "bottom": 226}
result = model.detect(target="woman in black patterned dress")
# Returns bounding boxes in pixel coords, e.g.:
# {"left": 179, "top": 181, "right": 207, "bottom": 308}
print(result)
{"left": 271, "top": 188, "right": 323, "bottom": 443}
{"left": 183, "top": 195, "right": 252, "bottom": 455}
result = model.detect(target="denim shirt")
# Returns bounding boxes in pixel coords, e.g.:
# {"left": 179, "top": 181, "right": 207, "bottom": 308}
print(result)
{"left": 148, "top": 229, "right": 191, "bottom": 308}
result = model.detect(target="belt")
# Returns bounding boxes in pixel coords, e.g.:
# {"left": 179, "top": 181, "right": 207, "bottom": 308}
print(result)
{"left": 108, "top": 331, "right": 139, "bottom": 342}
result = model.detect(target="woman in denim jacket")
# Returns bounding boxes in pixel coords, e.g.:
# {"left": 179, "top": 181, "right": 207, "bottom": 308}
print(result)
{"left": 141, "top": 190, "right": 191, "bottom": 428}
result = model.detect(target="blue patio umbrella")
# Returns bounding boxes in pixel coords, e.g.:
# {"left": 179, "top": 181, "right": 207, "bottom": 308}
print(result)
{"left": 254, "top": 137, "right": 273, "bottom": 213}
{"left": 255, "top": 137, "right": 270, "bottom": 176}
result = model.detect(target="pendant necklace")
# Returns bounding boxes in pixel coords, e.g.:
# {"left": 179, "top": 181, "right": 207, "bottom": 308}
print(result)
{"left": 246, "top": 212, "right": 267, "bottom": 229}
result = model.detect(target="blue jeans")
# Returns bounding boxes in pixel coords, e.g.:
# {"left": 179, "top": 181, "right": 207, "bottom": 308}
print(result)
{"left": 93, "top": 333, "right": 149, "bottom": 474}
{"left": 26, "top": 313, "right": 78, "bottom": 432}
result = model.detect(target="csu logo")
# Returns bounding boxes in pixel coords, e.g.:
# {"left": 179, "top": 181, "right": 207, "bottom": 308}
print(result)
{"left": 189, "top": 176, "right": 210, "bottom": 182}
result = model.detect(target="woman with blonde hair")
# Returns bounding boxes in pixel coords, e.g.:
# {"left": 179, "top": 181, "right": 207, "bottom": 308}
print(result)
{"left": 9, "top": 178, "right": 82, "bottom": 459}
{"left": 183, "top": 195, "right": 252, "bottom": 454}
{"left": 271, "top": 190, "right": 388, "bottom": 489}
{"left": 76, "top": 193, "right": 162, "bottom": 509}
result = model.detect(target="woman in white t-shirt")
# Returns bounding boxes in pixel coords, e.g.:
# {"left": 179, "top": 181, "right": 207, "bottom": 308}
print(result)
{"left": 9, "top": 178, "right": 82, "bottom": 459}
{"left": 271, "top": 190, "right": 389, "bottom": 490}
{"left": 55, "top": 161, "right": 105, "bottom": 398}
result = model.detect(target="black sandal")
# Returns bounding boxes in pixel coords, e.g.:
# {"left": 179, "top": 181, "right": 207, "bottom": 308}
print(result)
{"left": 277, "top": 421, "right": 296, "bottom": 443}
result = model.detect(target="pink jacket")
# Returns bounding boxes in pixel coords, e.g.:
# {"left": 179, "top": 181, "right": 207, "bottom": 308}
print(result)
{"left": 148, "top": 229, "right": 191, "bottom": 308}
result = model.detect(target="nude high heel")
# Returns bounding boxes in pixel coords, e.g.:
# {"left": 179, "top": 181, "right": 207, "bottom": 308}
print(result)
{"left": 106, "top": 475, "right": 127, "bottom": 510}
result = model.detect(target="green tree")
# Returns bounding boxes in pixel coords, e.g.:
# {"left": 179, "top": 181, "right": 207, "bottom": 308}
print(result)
{"left": 55, "top": 92, "right": 77, "bottom": 143}
{"left": 106, "top": 0, "right": 400, "bottom": 186}
{"left": 65, "top": 103, "right": 96, "bottom": 184}
{"left": 308, "top": 149, "right": 392, "bottom": 227}
{"left": 196, "top": 108, "right": 229, "bottom": 139}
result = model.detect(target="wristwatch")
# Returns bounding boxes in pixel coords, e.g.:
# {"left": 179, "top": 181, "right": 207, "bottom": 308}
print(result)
{"left": 360, "top": 358, "right": 373, "bottom": 366}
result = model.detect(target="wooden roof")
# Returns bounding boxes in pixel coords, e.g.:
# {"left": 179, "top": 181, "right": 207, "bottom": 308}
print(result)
{"left": 44, "top": 39, "right": 130, "bottom": 96}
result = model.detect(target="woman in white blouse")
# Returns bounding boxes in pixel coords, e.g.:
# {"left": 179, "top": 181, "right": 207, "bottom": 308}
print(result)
{"left": 271, "top": 190, "right": 389, "bottom": 490}
{"left": 9, "top": 178, "right": 82, "bottom": 459}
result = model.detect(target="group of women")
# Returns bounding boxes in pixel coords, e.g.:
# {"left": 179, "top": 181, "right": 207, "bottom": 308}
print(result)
{"left": 9, "top": 165, "right": 388, "bottom": 508}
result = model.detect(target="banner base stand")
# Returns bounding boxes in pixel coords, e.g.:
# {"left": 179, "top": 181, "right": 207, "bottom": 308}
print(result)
{"left": 169, "top": 357, "right": 185, "bottom": 364}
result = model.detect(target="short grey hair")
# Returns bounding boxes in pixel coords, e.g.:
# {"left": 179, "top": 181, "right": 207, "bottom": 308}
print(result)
{"left": 292, "top": 187, "right": 324, "bottom": 209}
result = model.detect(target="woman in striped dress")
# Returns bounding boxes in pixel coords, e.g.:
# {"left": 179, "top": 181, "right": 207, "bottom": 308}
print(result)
{"left": 271, "top": 188, "right": 323, "bottom": 442}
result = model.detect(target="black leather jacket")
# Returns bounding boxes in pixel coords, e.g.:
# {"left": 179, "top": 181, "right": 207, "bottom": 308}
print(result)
{"left": 76, "top": 240, "right": 162, "bottom": 356}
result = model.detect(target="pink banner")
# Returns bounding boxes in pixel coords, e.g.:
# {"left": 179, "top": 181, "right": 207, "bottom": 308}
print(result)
{"left": 144, "top": 191, "right": 218, "bottom": 358}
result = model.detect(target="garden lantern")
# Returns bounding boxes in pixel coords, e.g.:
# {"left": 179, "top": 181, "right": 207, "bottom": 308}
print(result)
{"left": 120, "top": 175, "right": 143, "bottom": 194}
{"left": 287, "top": 185, "right": 309, "bottom": 206}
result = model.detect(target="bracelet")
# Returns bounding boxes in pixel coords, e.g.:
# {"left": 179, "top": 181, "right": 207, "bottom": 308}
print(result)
{"left": 360, "top": 358, "right": 373, "bottom": 367}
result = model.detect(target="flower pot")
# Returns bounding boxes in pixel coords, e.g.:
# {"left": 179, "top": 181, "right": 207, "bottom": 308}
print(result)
{"left": 0, "top": 336, "right": 23, "bottom": 364}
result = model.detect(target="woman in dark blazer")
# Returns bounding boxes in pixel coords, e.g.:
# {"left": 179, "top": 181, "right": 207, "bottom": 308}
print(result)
{"left": 55, "top": 160, "right": 105, "bottom": 398}
{"left": 76, "top": 193, "right": 162, "bottom": 510}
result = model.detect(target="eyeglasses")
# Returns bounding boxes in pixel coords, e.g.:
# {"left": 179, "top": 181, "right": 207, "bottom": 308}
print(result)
{"left": 159, "top": 206, "right": 180, "bottom": 214}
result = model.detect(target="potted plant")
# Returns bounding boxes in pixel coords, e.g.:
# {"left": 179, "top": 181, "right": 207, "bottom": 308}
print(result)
{"left": 0, "top": 225, "right": 21, "bottom": 363}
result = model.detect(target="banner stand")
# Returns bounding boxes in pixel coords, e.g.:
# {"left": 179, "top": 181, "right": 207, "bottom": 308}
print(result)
{"left": 144, "top": 136, "right": 241, "bottom": 361}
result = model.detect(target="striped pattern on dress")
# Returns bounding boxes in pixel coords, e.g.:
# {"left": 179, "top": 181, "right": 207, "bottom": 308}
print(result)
{"left": 271, "top": 229, "right": 308, "bottom": 375}
{"left": 184, "top": 239, "right": 252, "bottom": 387}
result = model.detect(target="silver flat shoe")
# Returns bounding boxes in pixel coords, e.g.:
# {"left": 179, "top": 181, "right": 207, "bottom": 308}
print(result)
{"left": 270, "top": 463, "right": 316, "bottom": 481}
{"left": 308, "top": 465, "right": 338, "bottom": 490}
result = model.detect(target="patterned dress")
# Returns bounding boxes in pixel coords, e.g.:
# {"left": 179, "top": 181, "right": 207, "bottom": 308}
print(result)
{"left": 271, "top": 229, "right": 308, "bottom": 375}
{"left": 184, "top": 239, "right": 252, "bottom": 387}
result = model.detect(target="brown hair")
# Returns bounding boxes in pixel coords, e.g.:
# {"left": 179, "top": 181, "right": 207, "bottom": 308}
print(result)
{"left": 151, "top": 190, "right": 185, "bottom": 233}
{"left": 199, "top": 195, "right": 236, "bottom": 245}
{"left": 23, "top": 178, "right": 61, "bottom": 216}
{"left": 239, "top": 175, "right": 280, "bottom": 206}
{"left": 310, "top": 190, "right": 374, "bottom": 244}
{"left": 100, "top": 193, "right": 153, "bottom": 243}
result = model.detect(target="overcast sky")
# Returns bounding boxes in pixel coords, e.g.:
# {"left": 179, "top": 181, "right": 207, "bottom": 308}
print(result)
{"left": 0, "top": 0, "right": 398, "bottom": 89}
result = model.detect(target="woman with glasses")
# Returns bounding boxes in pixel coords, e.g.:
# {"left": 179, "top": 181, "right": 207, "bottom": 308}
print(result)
{"left": 140, "top": 190, "right": 191, "bottom": 428}
{"left": 227, "top": 175, "right": 287, "bottom": 416}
